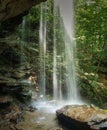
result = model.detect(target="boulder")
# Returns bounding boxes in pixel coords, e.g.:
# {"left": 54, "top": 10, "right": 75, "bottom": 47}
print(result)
{"left": 51, "top": 128, "right": 62, "bottom": 130}
{"left": 56, "top": 105, "right": 107, "bottom": 130}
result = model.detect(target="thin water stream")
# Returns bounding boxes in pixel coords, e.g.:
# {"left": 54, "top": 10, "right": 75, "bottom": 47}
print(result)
{"left": 39, "top": 2, "right": 47, "bottom": 98}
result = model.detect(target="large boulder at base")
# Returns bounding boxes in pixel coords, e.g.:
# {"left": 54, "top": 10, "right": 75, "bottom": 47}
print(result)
{"left": 56, "top": 105, "right": 107, "bottom": 130}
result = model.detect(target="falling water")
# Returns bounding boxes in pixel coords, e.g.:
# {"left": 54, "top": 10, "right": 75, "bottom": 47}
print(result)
{"left": 53, "top": 0, "right": 80, "bottom": 102}
{"left": 38, "top": 0, "right": 81, "bottom": 103}
{"left": 22, "top": 17, "right": 26, "bottom": 45}
{"left": 39, "top": 3, "right": 47, "bottom": 98}
{"left": 20, "top": 17, "right": 26, "bottom": 65}
{"left": 53, "top": 3, "right": 58, "bottom": 101}
{"left": 53, "top": 5, "right": 64, "bottom": 101}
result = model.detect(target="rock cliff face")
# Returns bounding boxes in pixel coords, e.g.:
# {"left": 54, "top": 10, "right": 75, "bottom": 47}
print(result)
{"left": 0, "top": 0, "right": 45, "bottom": 127}
{"left": 0, "top": 0, "right": 46, "bottom": 22}
{"left": 0, "top": 0, "right": 46, "bottom": 37}
{"left": 0, "top": 0, "right": 45, "bottom": 105}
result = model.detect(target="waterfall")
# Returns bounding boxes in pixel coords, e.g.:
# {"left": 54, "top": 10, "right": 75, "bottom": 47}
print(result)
{"left": 53, "top": 0, "right": 81, "bottom": 102}
{"left": 39, "top": 3, "right": 47, "bottom": 98}
{"left": 53, "top": 3, "right": 58, "bottom": 101}
{"left": 22, "top": 17, "right": 26, "bottom": 45}
{"left": 20, "top": 17, "right": 26, "bottom": 65}
{"left": 53, "top": 5, "right": 63, "bottom": 101}
{"left": 38, "top": 0, "right": 81, "bottom": 103}
{"left": 64, "top": 35, "right": 79, "bottom": 101}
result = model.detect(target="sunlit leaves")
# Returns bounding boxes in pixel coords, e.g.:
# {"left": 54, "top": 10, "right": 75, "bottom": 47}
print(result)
{"left": 75, "top": 0, "right": 107, "bottom": 105}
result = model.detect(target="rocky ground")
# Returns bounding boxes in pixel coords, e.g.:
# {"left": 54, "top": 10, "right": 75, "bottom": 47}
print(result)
{"left": 0, "top": 104, "right": 64, "bottom": 130}
{"left": 2, "top": 104, "right": 107, "bottom": 130}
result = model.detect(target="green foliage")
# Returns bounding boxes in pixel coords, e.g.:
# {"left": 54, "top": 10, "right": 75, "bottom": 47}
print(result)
{"left": 75, "top": 0, "right": 107, "bottom": 72}
{"left": 28, "top": 6, "right": 40, "bottom": 24}
{"left": 75, "top": 0, "right": 107, "bottom": 106}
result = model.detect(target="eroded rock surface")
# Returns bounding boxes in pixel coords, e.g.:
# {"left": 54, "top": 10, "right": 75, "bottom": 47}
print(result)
{"left": 0, "top": 0, "right": 46, "bottom": 22}
{"left": 56, "top": 105, "right": 107, "bottom": 130}
{"left": 0, "top": 0, "right": 47, "bottom": 37}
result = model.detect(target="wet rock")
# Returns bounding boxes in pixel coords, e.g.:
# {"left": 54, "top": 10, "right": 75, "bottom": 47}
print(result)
{"left": 0, "top": 104, "right": 22, "bottom": 129}
{"left": 56, "top": 105, "right": 107, "bottom": 130}
{"left": 0, "top": 95, "right": 13, "bottom": 108}
{"left": 101, "top": 103, "right": 107, "bottom": 109}
{"left": 6, "top": 106, "right": 21, "bottom": 124}
{"left": 9, "top": 125, "right": 16, "bottom": 130}
{"left": 26, "top": 106, "right": 37, "bottom": 112}
{"left": 0, "top": 0, "right": 47, "bottom": 22}
{"left": 50, "top": 128, "right": 62, "bottom": 130}
{"left": 0, "top": 79, "right": 32, "bottom": 104}
{"left": 0, "top": 95, "right": 13, "bottom": 103}
{"left": 11, "top": 71, "right": 26, "bottom": 79}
